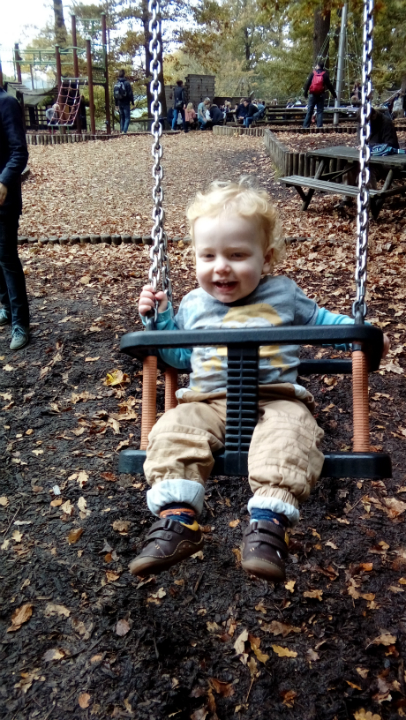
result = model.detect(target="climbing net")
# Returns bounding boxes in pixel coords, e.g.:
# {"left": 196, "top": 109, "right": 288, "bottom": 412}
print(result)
{"left": 47, "top": 79, "right": 84, "bottom": 127}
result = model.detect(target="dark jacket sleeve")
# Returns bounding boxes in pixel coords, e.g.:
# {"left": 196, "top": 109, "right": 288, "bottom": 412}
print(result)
{"left": 370, "top": 113, "right": 400, "bottom": 148}
{"left": 125, "top": 81, "right": 134, "bottom": 104}
{"left": 323, "top": 70, "right": 337, "bottom": 98}
{"left": 0, "top": 94, "right": 28, "bottom": 189}
{"left": 303, "top": 72, "right": 314, "bottom": 97}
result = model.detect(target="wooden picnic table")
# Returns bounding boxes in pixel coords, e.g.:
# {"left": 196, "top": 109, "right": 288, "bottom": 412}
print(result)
{"left": 280, "top": 144, "right": 406, "bottom": 218}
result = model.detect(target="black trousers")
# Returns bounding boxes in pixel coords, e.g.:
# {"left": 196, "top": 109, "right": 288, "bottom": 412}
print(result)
{"left": 0, "top": 214, "right": 29, "bottom": 327}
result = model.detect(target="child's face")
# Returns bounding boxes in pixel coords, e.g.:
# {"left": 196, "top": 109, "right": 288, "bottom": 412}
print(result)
{"left": 194, "top": 213, "right": 273, "bottom": 304}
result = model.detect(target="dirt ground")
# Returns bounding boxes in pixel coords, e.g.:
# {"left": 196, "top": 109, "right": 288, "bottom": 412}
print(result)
{"left": 1, "top": 134, "right": 406, "bottom": 720}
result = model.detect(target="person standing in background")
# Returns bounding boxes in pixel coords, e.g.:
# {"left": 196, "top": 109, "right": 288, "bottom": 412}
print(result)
{"left": 114, "top": 70, "right": 134, "bottom": 134}
{"left": 172, "top": 80, "right": 187, "bottom": 132}
{"left": 0, "top": 86, "right": 30, "bottom": 350}
{"left": 303, "top": 61, "right": 337, "bottom": 128}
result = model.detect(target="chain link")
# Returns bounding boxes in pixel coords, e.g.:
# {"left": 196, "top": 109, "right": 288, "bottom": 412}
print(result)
{"left": 147, "top": 0, "right": 172, "bottom": 322}
{"left": 353, "top": 0, "right": 374, "bottom": 323}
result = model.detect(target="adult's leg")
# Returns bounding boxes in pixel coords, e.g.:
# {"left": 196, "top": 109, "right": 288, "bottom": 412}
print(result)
{"left": 303, "top": 95, "right": 316, "bottom": 128}
{"left": 119, "top": 105, "right": 124, "bottom": 132}
{"left": 0, "top": 214, "right": 29, "bottom": 328}
{"left": 172, "top": 110, "right": 178, "bottom": 130}
{"left": 316, "top": 95, "right": 325, "bottom": 128}
{"left": 122, "top": 104, "right": 131, "bottom": 134}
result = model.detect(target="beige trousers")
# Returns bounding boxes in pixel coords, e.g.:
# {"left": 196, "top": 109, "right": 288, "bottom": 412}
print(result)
{"left": 144, "top": 384, "right": 324, "bottom": 521}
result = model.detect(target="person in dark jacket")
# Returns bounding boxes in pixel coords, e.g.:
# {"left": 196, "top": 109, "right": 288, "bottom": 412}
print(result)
{"left": 368, "top": 107, "right": 399, "bottom": 148}
{"left": 114, "top": 70, "right": 134, "bottom": 134}
{"left": 235, "top": 98, "right": 248, "bottom": 124}
{"left": 303, "top": 61, "right": 337, "bottom": 128}
{"left": 339, "top": 108, "right": 401, "bottom": 209}
{"left": 242, "top": 99, "right": 259, "bottom": 127}
{"left": 209, "top": 103, "right": 224, "bottom": 127}
{"left": 0, "top": 88, "right": 30, "bottom": 350}
{"left": 172, "top": 80, "right": 187, "bottom": 132}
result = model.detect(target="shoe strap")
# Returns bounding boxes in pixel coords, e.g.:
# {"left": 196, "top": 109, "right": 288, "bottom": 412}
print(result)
{"left": 246, "top": 521, "right": 288, "bottom": 556}
{"left": 145, "top": 517, "right": 185, "bottom": 540}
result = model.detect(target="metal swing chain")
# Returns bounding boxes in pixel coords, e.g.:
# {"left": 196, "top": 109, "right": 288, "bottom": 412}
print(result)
{"left": 353, "top": 0, "right": 374, "bottom": 323}
{"left": 148, "top": 0, "right": 172, "bottom": 322}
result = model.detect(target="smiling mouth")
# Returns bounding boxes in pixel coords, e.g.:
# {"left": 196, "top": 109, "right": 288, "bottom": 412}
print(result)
{"left": 214, "top": 281, "right": 237, "bottom": 290}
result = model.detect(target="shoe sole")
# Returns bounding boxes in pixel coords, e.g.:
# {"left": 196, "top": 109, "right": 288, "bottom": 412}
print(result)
{"left": 242, "top": 557, "right": 286, "bottom": 582}
{"left": 129, "top": 537, "right": 203, "bottom": 577}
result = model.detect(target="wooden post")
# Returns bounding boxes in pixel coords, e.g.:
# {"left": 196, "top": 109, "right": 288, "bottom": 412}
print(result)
{"left": 101, "top": 13, "right": 111, "bottom": 135}
{"left": 15, "top": 44, "right": 22, "bottom": 83}
{"left": 86, "top": 39, "right": 96, "bottom": 135}
{"left": 71, "top": 15, "right": 81, "bottom": 132}
{"left": 71, "top": 14, "right": 79, "bottom": 78}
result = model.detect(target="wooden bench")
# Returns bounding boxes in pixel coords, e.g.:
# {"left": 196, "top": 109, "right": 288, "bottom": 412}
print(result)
{"left": 279, "top": 174, "right": 406, "bottom": 218}
{"left": 280, "top": 147, "right": 406, "bottom": 218}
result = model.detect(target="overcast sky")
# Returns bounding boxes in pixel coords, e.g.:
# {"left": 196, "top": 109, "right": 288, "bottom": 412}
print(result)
{"left": 1, "top": 1, "right": 97, "bottom": 76}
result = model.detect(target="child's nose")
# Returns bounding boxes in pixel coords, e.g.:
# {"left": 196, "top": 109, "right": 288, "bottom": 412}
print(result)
{"left": 214, "top": 256, "right": 230, "bottom": 273}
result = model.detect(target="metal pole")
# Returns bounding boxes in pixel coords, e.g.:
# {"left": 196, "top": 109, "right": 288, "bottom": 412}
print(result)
{"left": 55, "top": 45, "right": 62, "bottom": 86}
{"left": 101, "top": 13, "right": 111, "bottom": 135}
{"left": 30, "top": 64, "right": 35, "bottom": 90}
{"left": 86, "top": 39, "right": 96, "bottom": 135}
{"left": 0, "top": 54, "right": 3, "bottom": 88}
{"left": 71, "top": 14, "right": 79, "bottom": 78}
{"left": 15, "top": 43, "right": 22, "bottom": 83}
{"left": 334, "top": 3, "right": 348, "bottom": 126}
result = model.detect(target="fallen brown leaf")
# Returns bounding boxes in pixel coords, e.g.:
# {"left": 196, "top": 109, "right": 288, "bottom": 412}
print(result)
{"left": 7, "top": 603, "right": 33, "bottom": 632}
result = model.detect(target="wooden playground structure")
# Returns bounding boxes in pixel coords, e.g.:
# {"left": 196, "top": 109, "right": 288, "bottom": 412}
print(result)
{"left": 12, "top": 13, "right": 111, "bottom": 135}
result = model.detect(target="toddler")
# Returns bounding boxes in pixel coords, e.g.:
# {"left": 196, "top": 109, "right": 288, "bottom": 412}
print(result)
{"left": 130, "top": 179, "right": 388, "bottom": 582}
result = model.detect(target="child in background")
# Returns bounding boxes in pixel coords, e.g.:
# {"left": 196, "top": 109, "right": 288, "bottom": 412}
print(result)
{"left": 130, "top": 179, "right": 389, "bottom": 582}
{"left": 185, "top": 102, "right": 197, "bottom": 130}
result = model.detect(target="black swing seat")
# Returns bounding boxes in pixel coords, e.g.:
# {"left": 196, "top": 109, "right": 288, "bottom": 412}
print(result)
{"left": 119, "top": 325, "right": 392, "bottom": 479}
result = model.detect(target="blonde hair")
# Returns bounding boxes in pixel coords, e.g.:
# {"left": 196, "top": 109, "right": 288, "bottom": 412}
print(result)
{"left": 186, "top": 179, "right": 284, "bottom": 270}
{"left": 186, "top": 102, "right": 194, "bottom": 110}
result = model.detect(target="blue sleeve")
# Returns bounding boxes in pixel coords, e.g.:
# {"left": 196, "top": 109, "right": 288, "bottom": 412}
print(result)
{"left": 316, "top": 306, "right": 354, "bottom": 350}
{"left": 141, "top": 303, "right": 192, "bottom": 370}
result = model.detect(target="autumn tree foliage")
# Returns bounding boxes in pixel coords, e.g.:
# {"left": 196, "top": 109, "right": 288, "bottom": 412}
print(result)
{"left": 35, "top": 0, "right": 406, "bottom": 103}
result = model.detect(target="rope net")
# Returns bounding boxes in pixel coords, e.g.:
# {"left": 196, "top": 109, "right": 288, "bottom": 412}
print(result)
{"left": 48, "top": 79, "right": 84, "bottom": 127}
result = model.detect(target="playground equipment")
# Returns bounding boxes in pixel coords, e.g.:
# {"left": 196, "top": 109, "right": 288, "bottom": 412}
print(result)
{"left": 118, "top": 0, "right": 391, "bottom": 482}
{"left": 13, "top": 13, "right": 111, "bottom": 135}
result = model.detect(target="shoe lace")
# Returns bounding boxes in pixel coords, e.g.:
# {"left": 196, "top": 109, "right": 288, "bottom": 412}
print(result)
{"left": 12, "top": 326, "right": 27, "bottom": 338}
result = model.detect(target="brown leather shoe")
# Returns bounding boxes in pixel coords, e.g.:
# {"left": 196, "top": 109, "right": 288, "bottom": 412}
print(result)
{"left": 241, "top": 520, "right": 288, "bottom": 581}
{"left": 129, "top": 517, "right": 203, "bottom": 577}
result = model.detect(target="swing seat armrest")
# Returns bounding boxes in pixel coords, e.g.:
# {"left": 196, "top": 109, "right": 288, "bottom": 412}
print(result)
{"left": 120, "top": 325, "right": 384, "bottom": 372}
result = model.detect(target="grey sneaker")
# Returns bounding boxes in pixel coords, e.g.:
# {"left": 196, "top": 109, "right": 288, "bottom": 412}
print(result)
{"left": 0, "top": 308, "right": 11, "bottom": 326}
{"left": 10, "top": 325, "right": 30, "bottom": 351}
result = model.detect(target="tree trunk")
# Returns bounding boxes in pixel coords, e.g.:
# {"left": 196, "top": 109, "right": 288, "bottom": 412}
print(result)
{"left": 313, "top": 5, "right": 331, "bottom": 66}
{"left": 141, "top": 0, "right": 153, "bottom": 114}
{"left": 157, "top": 17, "right": 167, "bottom": 117}
{"left": 53, "top": 0, "right": 67, "bottom": 47}
{"left": 244, "top": 27, "right": 251, "bottom": 70}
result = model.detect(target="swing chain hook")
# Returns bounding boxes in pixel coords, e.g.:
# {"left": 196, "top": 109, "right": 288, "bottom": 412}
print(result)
{"left": 353, "top": 0, "right": 373, "bottom": 324}
{"left": 148, "top": 0, "right": 172, "bottom": 324}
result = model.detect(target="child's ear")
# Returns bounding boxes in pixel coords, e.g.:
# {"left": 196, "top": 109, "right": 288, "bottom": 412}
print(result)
{"left": 262, "top": 248, "right": 274, "bottom": 274}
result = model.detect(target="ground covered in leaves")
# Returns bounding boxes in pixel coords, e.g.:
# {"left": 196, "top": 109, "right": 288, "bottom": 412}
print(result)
{"left": 1, "top": 133, "right": 406, "bottom": 720}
